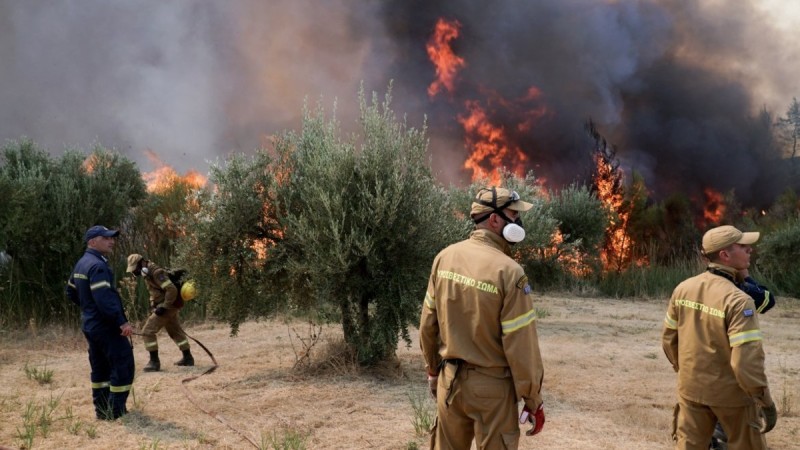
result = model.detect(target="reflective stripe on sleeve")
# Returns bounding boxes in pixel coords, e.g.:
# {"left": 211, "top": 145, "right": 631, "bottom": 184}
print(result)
{"left": 90, "top": 281, "right": 111, "bottom": 290}
{"left": 664, "top": 314, "right": 677, "bottom": 330}
{"left": 424, "top": 292, "right": 435, "bottom": 310}
{"left": 501, "top": 308, "right": 536, "bottom": 335}
{"left": 729, "top": 329, "right": 763, "bottom": 347}
{"left": 756, "top": 291, "right": 772, "bottom": 313}
{"left": 73, "top": 273, "right": 88, "bottom": 280}
{"left": 160, "top": 280, "right": 172, "bottom": 289}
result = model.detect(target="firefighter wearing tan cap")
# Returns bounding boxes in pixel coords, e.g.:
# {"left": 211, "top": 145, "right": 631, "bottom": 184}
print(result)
{"left": 662, "top": 225, "right": 777, "bottom": 450}
{"left": 126, "top": 254, "right": 193, "bottom": 372}
{"left": 419, "top": 187, "right": 545, "bottom": 449}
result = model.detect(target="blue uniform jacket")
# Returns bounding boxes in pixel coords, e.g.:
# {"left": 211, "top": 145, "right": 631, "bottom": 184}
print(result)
{"left": 740, "top": 276, "right": 775, "bottom": 314}
{"left": 66, "top": 249, "right": 128, "bottom": 333}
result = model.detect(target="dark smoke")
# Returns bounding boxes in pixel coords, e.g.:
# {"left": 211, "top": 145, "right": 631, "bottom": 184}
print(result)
{"left": 0, "top": 1, "right": 797, "bottom": 208}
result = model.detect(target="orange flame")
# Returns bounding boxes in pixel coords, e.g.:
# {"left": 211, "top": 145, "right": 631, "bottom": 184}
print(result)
{"left": 459, "top": 100, "right": 529, "bottom": 185}
{"left": 593, "top": 153, "right": 640, "bottom": 271}
{"left": 703, "top": 188, "right": 725, "bottom": 225}
{"left": 142, "top": 149, "right": 207, "bottom": 193}
{"left": 426, "top": 18, "right": 466, "bottom": 98}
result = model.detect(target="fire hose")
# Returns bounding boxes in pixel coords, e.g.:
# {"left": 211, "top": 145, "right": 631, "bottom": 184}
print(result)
{"left": 132, "top": 331, "right": 260, "bottom": 448}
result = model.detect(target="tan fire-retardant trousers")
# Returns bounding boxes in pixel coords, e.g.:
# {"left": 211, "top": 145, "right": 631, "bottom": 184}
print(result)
{"left": 430, "top": 361, "right": 520, "bottom": 450}
{"left": 141, "top": 308, "right": 190, "bottom": 353}
{"left": 674, "top": 396, "right": 767, "bottom": 450}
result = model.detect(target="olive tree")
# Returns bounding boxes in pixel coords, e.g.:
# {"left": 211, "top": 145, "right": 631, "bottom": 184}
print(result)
{"left": 266, "top": 86, "right": 465, "bottom": 364}
{"left": 175, "top": 151, "right": 279, "bottom": 334}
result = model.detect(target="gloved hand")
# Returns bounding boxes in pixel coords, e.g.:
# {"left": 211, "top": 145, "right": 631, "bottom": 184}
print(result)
{"left": 154, "top": 306, "right": 167, "bottom": 316}
{"left": 520, "top": 403, "right": 545, "bottom": 436}
{"left": 428, "top": 374, "right": 438, "bottom": 399}
{"left": 760, "top": 403, "right": 777, "bottom": 433}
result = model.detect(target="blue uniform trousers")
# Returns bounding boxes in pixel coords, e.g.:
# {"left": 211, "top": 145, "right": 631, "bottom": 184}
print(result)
{"left": 84, "top": 329, "right": 135, "bottom": 419}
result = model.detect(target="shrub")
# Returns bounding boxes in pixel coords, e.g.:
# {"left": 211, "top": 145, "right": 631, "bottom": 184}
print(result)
{"left": 758, "top": 217, "right": 800, "bottom": 297}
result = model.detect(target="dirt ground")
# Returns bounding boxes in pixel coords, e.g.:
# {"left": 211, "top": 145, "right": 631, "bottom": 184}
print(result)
{"left": 1, "top": 294, "right": 798, "bottom": 449}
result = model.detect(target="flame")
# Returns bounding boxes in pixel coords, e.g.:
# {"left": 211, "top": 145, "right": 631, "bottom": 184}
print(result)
{"left": 82, "top": 153, "right": 114, "bottom": 173}
{"left": 427, "top": 18, "right": 466, "bottom": 98}
{"left": 458, "top": 89, "right": 548, "bottom": 184}
{"left": 551, "top": 230, "right": 591, "bottom": 276}
{"left": 593, "top": 152, "right": 640, "bottom": 272}
{"left": 426, "top": 19, "right": 550, "bottom": 185}
{"left": 703, "top": 188, "right": 725, "bottom": 225}
{"left": 459, "top": 100, "right": 528, "bottom": 184}
{"left": 142, "top": 149, "right": 207, "bottom": 193}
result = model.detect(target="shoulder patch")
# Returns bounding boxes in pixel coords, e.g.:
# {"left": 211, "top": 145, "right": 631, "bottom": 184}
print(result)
{"left": 516, "top": 275, "right": 528, "bottom": 290}
{"left": 743, "top": 309, "right": 754, "bottom": 317}
{"left": 156, "top": 272, "right": 168, "bottom": 282}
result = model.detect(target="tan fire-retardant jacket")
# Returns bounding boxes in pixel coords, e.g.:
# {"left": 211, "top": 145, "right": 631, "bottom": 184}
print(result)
{"left": 143, "top": 262, "right": 178, "bottom": 309}
{"left": 419, "top": 229, "right": 544, "bottom": 410}
{"left": 662, "top": 264, "right": 772, "bottom": 408}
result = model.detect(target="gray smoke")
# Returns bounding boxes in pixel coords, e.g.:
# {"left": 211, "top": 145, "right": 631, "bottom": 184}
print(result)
{"left": 1, "top": 0, "right": 797, "bottom": 208}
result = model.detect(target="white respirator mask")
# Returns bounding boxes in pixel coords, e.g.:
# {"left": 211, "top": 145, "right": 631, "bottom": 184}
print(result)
{"left": 141, "top": 267, "right": 149, "bottom": 276}
{"left": 502, "top": 218, "right": 526, "bottom": 243}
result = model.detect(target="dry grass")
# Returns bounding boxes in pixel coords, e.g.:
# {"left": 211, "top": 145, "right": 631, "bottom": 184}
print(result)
{"left": 1, "top": 294, "right": 798, "bottom": 449}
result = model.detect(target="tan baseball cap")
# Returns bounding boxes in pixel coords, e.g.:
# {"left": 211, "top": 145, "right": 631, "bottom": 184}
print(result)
{"left": 702, "top": 225, "right": 759, "bottom": 254}
{"left": 126, "top": 254, "right": 144, "bottom": 273}
{"left": 470, "top": 187, "right": 533, "bottom": 216}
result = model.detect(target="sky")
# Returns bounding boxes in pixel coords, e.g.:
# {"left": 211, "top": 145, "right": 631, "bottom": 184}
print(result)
{"left": 1, "top": 0, "right": 798, "bottom": 207}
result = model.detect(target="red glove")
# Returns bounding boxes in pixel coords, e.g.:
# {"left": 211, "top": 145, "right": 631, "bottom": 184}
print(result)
{"left": 520, "top": 403, "right": 545, "bottom": 436}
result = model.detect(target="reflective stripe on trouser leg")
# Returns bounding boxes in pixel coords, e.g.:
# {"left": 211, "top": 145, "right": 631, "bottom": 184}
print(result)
{"left": 164, "top": 315, "right": 190, "bottom": 351}
{"left": 141, "top": 313, "right": 164, "bottom": 352}
{"left": 91, "top": 382, "right": 111, "bottom": 419}
{"left": 107, "top": 333, "right": 135, "bottom": 417}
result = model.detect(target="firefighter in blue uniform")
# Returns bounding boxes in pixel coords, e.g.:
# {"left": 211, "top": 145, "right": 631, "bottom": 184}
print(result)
{"left": 66, "top": 225, "right": 135, "bottom": 420}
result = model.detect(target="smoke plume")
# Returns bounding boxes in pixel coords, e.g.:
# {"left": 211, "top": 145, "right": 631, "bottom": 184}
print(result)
{"left": 0, "top": 0, "right": 797, "bottom": 208}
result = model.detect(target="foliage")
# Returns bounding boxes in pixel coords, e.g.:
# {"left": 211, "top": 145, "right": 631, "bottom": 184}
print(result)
{"left": 122, "top": 176, "right": 210, "bottom": 322}
{"left": 265, "top": 84, "right": 464, "bottom": 365}
{"left": 776, "top": 97, "right": 800, "bottom": 165}
{"left": 23, "top": 361, "right": 54, "bottom": 385}
{"left": 408, "top": 389, "right": 435, "bottom": 437}
{"left": 627, "top": 190, "right": 701, "bottom": 265}
{"left": 757, "top": 217, "right": 800, "bottom": 297}
{"left": 0, "top": 139, "right": 146, "bottom": 326}
{"left": 597, "top": 259, "right": 701, "bottom": 298}
{"left": 176, "top": 152, "right": 279, "bottom": 334}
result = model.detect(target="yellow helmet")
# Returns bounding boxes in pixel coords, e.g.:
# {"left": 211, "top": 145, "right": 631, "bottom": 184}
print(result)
{"left": 180, "top": 281, "right": 198, "bottom": 301}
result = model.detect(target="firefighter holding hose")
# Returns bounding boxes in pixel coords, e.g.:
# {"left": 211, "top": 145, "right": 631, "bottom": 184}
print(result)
{"left": 127, "top": 254, "right": 195, "bottom": 372}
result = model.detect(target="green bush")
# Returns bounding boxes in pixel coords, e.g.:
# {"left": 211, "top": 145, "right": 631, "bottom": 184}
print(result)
{"left": 176, "top": 151, "right": 278, "bottom": 334}
{"left": 597, "top": 259, "right": 701, "bottom": 298}
{"left": 0, "top": 140, "right": 146, "bottom": 327}
{"left": 758, "top": 217, "right": 800, "bottom": 297}
{"left": 267, "top": 85, "right": 464, "bottom": 364}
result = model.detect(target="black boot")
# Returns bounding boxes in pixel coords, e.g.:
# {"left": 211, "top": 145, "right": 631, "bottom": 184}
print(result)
{"left": 175, "top": 349, "right": 194, "bottom": 366}
{"left": 143, "top": 351, "right": 161, "bottom": 372}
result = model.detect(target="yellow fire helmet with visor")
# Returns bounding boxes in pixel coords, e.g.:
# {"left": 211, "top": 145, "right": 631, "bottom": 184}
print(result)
{"left": 180, "top": 280, "right": 198, "bottom": 302}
